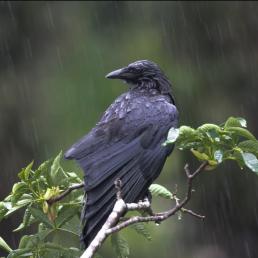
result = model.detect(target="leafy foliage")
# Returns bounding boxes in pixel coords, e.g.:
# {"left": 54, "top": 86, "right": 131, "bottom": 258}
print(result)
{"left": 164, "top": 117, "right": 258, "bottom": 173}
{"left": 0, "top": 117, "right": 258, "bottom": 258}
{"left": 0, "top": 151, "right": 83, "bottom": 257}
{"left": 111, "top": 233, "right": 130, "bottom": 258}
{"left": 129, "top": 223, "right": 152, "bottom": 241}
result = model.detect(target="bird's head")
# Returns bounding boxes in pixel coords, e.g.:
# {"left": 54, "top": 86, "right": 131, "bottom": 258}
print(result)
{"left": 106, "top": 60, "right": 172, "bottom": 96}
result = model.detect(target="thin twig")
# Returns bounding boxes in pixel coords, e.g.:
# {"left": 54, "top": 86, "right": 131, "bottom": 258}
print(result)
{"left": 181, "top": 208, "right": 205, "bottom": 220}
{"left": 47, "top": 182, "right": 84, "bottom": 205}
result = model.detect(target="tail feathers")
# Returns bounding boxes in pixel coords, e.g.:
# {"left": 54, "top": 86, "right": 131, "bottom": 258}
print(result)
{"left": 81, "top": 166, "right": 147, "bottom": 248}
{"left": 81, "top": 196, "right": 116, "bottom": 247}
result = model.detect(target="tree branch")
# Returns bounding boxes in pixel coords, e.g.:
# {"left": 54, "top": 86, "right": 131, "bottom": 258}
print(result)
{"left": 47, "top": 183, "right": 84, "bottom": 205}
{"left": 81, "top": 161, "right": 208, "bottom": 258}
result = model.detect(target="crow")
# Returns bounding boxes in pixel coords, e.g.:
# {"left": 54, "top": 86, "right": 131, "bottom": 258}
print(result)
{"left": 64, "top": 60, "right": 179, "bottom": 247}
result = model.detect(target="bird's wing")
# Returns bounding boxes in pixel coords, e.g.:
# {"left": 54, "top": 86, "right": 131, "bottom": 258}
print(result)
{"left": 64, "top": 93, "right": 178, "bottom": 246}
{"left": 65, "top": 94, "right": 178, "bottom": 188}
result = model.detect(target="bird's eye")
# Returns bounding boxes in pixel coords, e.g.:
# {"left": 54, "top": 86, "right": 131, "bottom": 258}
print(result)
{"left": 134, "top": 66, "right": 143, "bottom": 73}
{"left": 127, "top": 67, "right": 137, "bottom": 73}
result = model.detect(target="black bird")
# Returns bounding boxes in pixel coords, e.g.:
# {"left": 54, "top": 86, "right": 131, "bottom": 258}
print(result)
{"left": 64, "top": 60, "right": 179, "bottom": 247}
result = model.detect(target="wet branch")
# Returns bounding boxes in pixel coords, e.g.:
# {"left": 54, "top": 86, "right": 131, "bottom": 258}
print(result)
{"left": 47, "top": 182, "right": 84, "bottom": 205}
{"left": 81, "top": 161, "right": 208, "bottom": 258}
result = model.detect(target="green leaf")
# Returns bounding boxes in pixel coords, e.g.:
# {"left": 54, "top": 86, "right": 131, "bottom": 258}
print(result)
{"left": 206, "top": 128, "right": 220, "bottom": 140}
{"left": 50, "top": 151, "right": 68, "bottom": 185}
{"left": 93, "top": 253, "right": 104, "bottom": 258}
{"left": 24, "top": 161, "right": 34, "bottom": 181}
{"left": 50, "top": 151, "right": 62, "bottom": 178}
{"left": 197, "top": 123, "right": 220, "bottom": 132}
{"left": 207, "top": 160, "right": 218, "bottom": 166}
{"left": 42, "top": 242, "right": 68, "bottom": 250}
{"left": 0, "top": 237, "right": 12, "bottom": 253}
{"left": 19, "top": 230, "right": 53, "bottom": 250}
{"left": 11, "top": 183, "right": 30, "bottom": 205}
{"left": 242, "top": 152, "right": 258, "bottom": 173}
{"left": 29, "top": 207, "right": 54, "bottom": 228}
{"left": 68, "top": 247, "right": 83, "bottom": 256}
{"left": 2, "top": 202, "right": 12, "bottom": 210}
{"left": 191, "top": 149, "right": 209, "bottom": 161}
{"left": 179, "top": 125, "right": 196, "bottom": 136}
{"left": 0, "top": 202, "right": 8, "bottom": 221}
{"left": 130, "top": 223, "right": 152, "bottom": 241}
{"left": 34, "top": 159, "right": 51, "bottom": 179}
{"left": 55, "top": 205, "right": 79, "bottom": 228}
{"left": 174, "top": 126, "right": 201, "bottom": 149}
{"left": 238, "top": 140, "right": 258, "bottom": 155}
{"left": 7, "top": 249, "right": 33, "bottom": 258}
{"left": 111, "top": 233, "right": 130, "bottom": 258}
{"left": 4, "top": 201, "right": 31, "bottom": 218}
{"left": 60, "top": 215, "right": 81, "bottom": 236}
{"left": 229, "top": 149, "right": 245, "bottom": 169}
{"left": 16, "top": 198, "right": 33, "bottom": 206}
{"left": 12, "top": 182, "right": 28, "bottom": 195}
{"left": 149, "top": 184, "right": 173, "bottom": 199}
{"left": 18, "top": 235, "right": 33, "bottom": 250}
{"left": 13, "top": 207, "right": 34, "bottom": 232}
{"left": 40, "top": 242, "right": 82, "bottom": 256}
{"left": 18, "top": 162, "right": 34, "bottom": 181}
{"left": 65, "top": 172, "right": 82, "bottom": 181}
{"left": 225, "top": 127, "right": 256, "bottom": 140}
{"left": 225, "top": 117, "right": 247, "bottom": 128}
{"left": 163, "top": 127, "right": 179, "bottom": 145}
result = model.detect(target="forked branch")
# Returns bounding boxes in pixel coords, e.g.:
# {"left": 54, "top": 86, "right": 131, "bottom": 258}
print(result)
{"left": 81, "top": 161, "right": 208, "bottom": 258}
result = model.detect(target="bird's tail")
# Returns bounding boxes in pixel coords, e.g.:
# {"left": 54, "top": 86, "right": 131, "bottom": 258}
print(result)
{"left": 80, "top": 165, "right": 148, "bottom": 248}
{"left": 80, "top": 180, "right": 118, "bottom": 248}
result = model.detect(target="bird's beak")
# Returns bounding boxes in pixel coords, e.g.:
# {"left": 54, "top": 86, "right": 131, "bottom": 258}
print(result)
{"left": 105, "top": 67, "right": 134, "bottom": 80}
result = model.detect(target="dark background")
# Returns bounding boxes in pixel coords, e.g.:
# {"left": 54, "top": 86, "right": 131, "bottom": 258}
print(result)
{"left": 1, "top": 2, "right": 258, "bottom": 257}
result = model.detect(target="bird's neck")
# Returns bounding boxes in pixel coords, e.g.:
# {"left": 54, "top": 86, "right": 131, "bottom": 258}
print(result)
{"left": 131, "top": 76, "right": 175, "bottom": 104}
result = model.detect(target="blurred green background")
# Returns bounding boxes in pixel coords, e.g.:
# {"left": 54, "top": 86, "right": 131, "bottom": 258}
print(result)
{"left": 1, "top": 1, "right": 258, "bottom": 257}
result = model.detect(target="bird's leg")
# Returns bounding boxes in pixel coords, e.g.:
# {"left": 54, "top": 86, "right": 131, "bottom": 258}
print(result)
{"left": 137, "top": 191, "right": 158, "bottom": 221}
{"left": 146, "top": 190, "right": 152, "bottom": 203}
{"left": 143, "top": 191, "right": 162, "bottom": 225}
{"left": 114, "top": 178, "right": 122, "bottom": 200}
{"left": 143, "top": 190, "right": 155, "bottom": 216}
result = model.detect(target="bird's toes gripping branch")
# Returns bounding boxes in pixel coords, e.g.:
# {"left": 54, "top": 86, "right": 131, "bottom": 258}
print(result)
{"left": 113, "top": 178, "right": 152, "bottom": 213}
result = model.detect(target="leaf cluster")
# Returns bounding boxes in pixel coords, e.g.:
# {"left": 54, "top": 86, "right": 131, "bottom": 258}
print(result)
{"left": 164, "top": 117, "right": 258, "bottom": 173}
{"left": 0, "top": 152, "right": 83, "bottom": 258}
